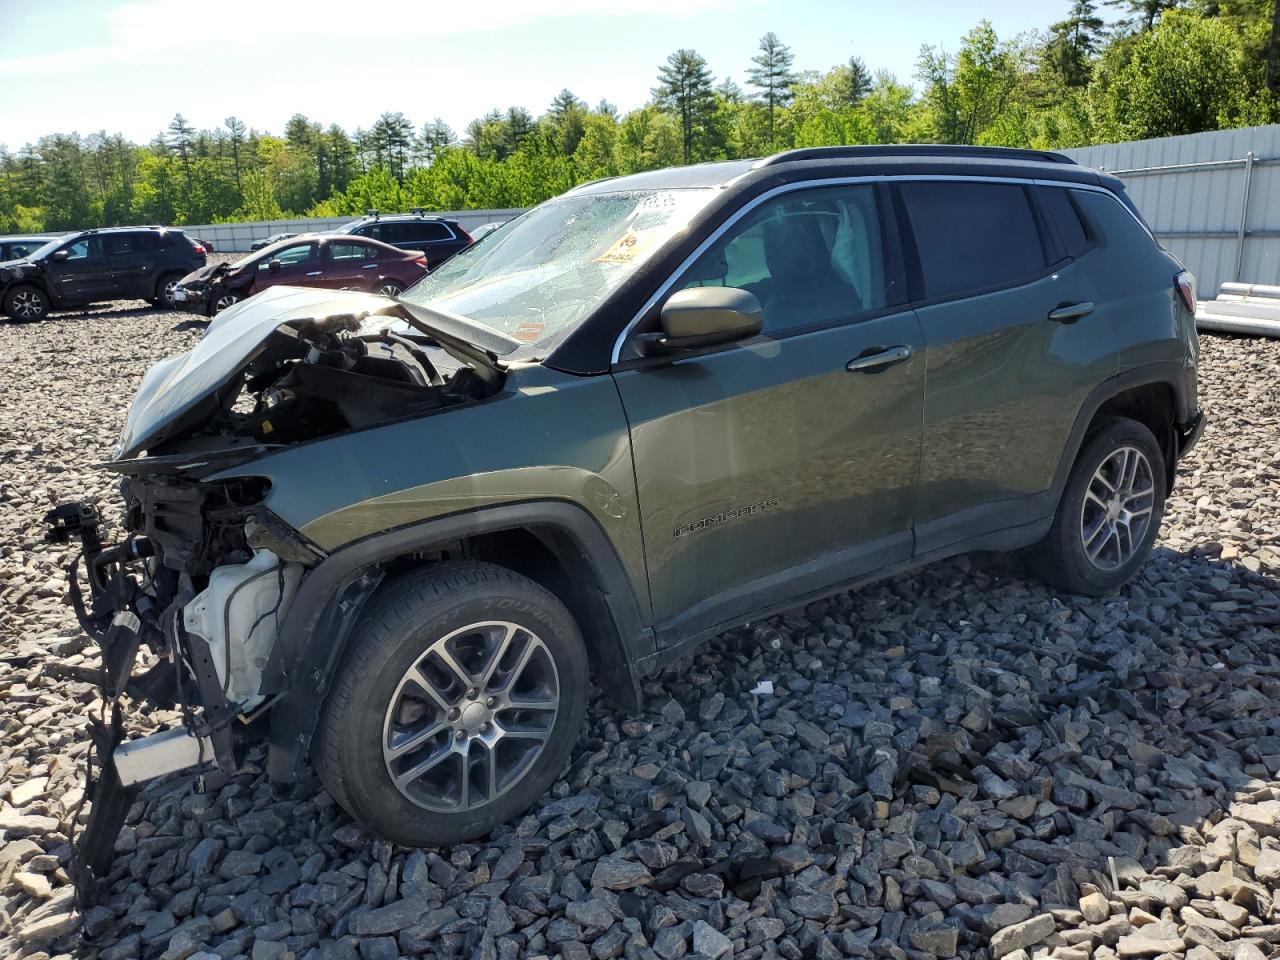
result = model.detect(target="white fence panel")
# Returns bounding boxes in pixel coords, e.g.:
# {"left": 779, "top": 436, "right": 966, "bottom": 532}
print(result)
{"left": 1062, "top": 125, "right": 1280, "bottom": 296}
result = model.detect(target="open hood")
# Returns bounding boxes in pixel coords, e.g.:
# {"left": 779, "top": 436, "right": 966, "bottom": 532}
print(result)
{"left": 115, "top": 287, "right": 403, "bottom": 459}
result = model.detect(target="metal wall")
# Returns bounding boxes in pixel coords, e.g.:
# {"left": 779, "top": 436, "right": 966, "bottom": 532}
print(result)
{"left": 182, "top": 208, "right": 527, "bottom": 253}
{"left": 1061, "top": 125, "right": 1280, "bottom": 297}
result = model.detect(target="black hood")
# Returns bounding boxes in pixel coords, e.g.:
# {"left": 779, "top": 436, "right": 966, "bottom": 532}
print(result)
{"left": 0, "top": 260, "right": 39, "bottom": 281}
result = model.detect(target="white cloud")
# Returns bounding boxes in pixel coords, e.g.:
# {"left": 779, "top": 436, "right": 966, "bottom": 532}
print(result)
{"left": 0, "top": 0, "right": 741, "bottom": 74}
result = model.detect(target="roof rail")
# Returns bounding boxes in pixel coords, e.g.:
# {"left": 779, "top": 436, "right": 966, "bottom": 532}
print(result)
{"left": 365, "top": 209, "right": 379, "bottom": 219}
{"left": 755, "top": 144, "right": 1077, "bottom": 167}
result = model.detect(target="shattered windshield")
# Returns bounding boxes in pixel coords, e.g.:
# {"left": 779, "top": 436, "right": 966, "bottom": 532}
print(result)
{"left": 399, "top": 189, "right": 718, "bottom": 352}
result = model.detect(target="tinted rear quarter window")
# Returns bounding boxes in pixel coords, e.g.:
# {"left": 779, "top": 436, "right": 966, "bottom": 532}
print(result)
{"left": 1038, "top": 187, "right": 1090, "bottom": 260}
{"left": 899, "top": 182, "right": 1047, "bottom": 300}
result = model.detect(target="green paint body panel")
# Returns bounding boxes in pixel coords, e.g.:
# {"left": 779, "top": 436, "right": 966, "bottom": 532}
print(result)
{"left": 211, "top": 363, "right": 653, "bottom": 620}
{"left": 614, "top": 310, "right": 925, "bottom": 627}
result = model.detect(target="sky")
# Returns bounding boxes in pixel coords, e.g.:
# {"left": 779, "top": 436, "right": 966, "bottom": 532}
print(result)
{"left": 0, "top": 0, "right": 1070, "bottom": 148}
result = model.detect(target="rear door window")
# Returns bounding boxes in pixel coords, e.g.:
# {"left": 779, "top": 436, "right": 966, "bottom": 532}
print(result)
{"left": 407, "top": 221, "right": 454, "bottom": 243}
{"left": 107, "top": 233, "right": 151, "bottom": 257}
{"left": 898, "top": 181, "right": 1048, "bottom": 300}
{"left": 328, "top": 241, "right": 377, "bottom": 261}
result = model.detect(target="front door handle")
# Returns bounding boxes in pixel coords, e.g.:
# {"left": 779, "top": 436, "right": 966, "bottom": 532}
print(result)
{"left": 306, "top": 271, "right": 323, "bottom": 277}
{"left": 846, "top": 344, "right": 913, "bottom": 373}
{"left": 1048, "top": 301, "right": 1094, "bottom": 323}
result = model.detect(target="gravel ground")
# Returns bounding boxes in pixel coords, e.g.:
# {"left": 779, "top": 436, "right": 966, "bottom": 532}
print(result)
{"left": 3, "top": 306, "right": 1280, "bottom": 960}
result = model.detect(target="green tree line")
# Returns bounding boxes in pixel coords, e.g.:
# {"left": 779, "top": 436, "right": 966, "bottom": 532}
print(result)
{"left": 2, "top": 0, "right": 1276, "bottom": 233}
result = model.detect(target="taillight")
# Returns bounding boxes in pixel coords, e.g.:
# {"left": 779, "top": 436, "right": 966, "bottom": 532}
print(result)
{"left": 1175, "top": 271, "right": 1196, "bottom": 313}
{"left": 414, "top": 257, "right": 428, "bottom": 268}
{"left": 193, "top": 244, "right": 206, "bottom": 255}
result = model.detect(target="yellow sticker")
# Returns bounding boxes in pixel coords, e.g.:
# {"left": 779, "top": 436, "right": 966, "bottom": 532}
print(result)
{"left": 595, "top": 229, "right": 662, "bottom": 265}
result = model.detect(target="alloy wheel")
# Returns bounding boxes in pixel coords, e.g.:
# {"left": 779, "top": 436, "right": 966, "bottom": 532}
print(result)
{"left": 377, "top": 282, "right": 404, "bottom": 297}
{"left": 382, "top": 620, "right": 560, "bottom": 812}
{"left": 1079, "top": 445, "right": 1155, "bottom": 571}
{"left": 11, "top": 290, "right": 45, "bottom": 320}
{"left": 162, "top": 279, "right": 180, "bottom": 306}
{"left": 214, "top": 293, "right": 241, "bottom": 312}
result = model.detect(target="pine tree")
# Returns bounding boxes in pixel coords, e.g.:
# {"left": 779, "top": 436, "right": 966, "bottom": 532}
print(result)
{"left": 1104, "top": 0, "right": 1178, "bottom": 32}
{"left": 224, "top": 116, "right": 246, "bottom": 195}
{"left": 746, "top": 33, "right": 797, "bottom": 146}
{"left": 1046, "top": 0, "right": 1105, "bottom": 87}
{"left": 847, "top": 57, "right": 873, "bottom": 105}
{"left": 654, "top": 49, "right": 718, "bottom": 164}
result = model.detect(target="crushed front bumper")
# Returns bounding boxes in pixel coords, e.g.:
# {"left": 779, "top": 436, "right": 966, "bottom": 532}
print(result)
{"left": 44, "top": 501, "right": 237, "bottom": 901}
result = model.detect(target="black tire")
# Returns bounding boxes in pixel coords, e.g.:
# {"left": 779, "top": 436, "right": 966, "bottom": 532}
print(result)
{"left": 374, "top": 280, "right": 405, "bottom": 297}
{"left": 3, "top": 284, "right": 50, "bottom": 322}
{"left": 1024, "top": 417, "right": 1166, "bottom": 596}
{"left": 155, "top": 273, "right": 184, "bottom": 310}
{"left": 315, "top": 561, "right": 588, "bottom": 847}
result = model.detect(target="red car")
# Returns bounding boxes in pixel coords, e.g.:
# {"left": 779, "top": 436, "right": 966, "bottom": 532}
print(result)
{"left": 172, "top": 234, "right": 429, "bottom": 315}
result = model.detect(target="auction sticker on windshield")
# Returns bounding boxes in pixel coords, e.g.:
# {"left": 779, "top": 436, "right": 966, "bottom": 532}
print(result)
{"left": 596, "top": 228, "right": 664, "bottom": 265}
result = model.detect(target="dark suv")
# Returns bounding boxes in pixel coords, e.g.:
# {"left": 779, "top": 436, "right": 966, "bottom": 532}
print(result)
{"left": 48, "top": 146, "right": 1202, "bottom": 888}
{"left": 0, "top": 226, "right": 206, "bottom": 320}
{"left": 337, "top": 209, "right": 472, "bottom": 267}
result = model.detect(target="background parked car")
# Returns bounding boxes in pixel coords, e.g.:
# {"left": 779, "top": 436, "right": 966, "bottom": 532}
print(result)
{"left": 0, "top": 235, "right": 62, "bottom": 262}
{"left": 172, "top": 233, "right": 429, "bottom": 315}
{"left": 250, "top": 232, "right": 297, "bottom": 251}
{"left": 0, "top": 227, "right": 207, "bottom": 321}
{"left": 336, "top": 210, "right": 472, "bottom": 267}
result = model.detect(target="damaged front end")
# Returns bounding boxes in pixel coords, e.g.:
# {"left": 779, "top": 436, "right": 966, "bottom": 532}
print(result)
{"left": 46, "top": 287, "right": 512, "bottom": 899}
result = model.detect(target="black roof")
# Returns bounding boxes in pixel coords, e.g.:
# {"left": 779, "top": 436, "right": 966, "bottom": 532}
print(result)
{"left": 567, "top": 144, "right": 1099, "bottom": 196}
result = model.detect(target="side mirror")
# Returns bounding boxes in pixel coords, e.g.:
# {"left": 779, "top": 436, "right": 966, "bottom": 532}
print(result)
{"left": 644, "top": 286, "right": 763, "bottom": 353}
{"left": 267, "top": 258, "right": 282, "bottom": 274}
{"left": 50, "top": 249, "right": 70, "bottom": 263}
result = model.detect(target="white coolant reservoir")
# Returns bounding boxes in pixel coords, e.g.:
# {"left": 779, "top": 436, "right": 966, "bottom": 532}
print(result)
{"left": 183, "top": 548, "right": 303, "bottom": 710}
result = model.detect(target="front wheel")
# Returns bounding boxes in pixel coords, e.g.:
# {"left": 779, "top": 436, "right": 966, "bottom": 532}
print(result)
{"left": 4, "top": 284, "right": 50, "bottom": 321}
{"left": 1024, "top": 417, "right": 1166, "bottom": 596}
{"left": 213, "top": 292, "right": 242, "bottom": 314}
{"left": 315, "top": 562, "right": 588, "bottom": 846}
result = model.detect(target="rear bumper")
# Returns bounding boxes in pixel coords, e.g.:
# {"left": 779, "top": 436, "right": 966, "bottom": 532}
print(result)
{"left": 1177, "top": 410, "right": 1205, "bottom": 459}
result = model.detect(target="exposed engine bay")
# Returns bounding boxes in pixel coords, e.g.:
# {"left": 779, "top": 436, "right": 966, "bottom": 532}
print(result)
{"left": 45, "top": 287, "right": 514, "bottom": 898}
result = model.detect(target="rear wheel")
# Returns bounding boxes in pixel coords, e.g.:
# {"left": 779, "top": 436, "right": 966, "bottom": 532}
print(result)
{"left": 1024, "top": 417, "right": 1165, "bottom": 596}
{"left": 316, "top": 562, "right": 588, "bottom": 846}
{"left": 3, "top": 284, "right": 49, "bottom": 321}
{"left": 375, "top": 280, "right": 405, "bottom": 297}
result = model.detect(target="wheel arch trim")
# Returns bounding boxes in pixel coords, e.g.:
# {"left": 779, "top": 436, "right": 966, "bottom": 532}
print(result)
{"left": 1051, "top": 363, "right": 1197, "bottom": 502}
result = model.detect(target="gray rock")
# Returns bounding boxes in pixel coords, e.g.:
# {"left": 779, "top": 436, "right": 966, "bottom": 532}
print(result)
{"left": 691, "top": 920, "right": 732, "bottom": 959}
{"left": 590, "top": 857, "right": 651, "bottom": 890}
{"left": 991, "top": 914, "right": 1055, "bottom": 958}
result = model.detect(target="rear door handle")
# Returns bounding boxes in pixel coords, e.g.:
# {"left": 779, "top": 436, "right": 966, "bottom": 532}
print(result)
{"left": 306, "top": 271, "right": 323, "bottom": 277}
{"left": 846, "top": 344, "right": 913, "bottom": 373}
{"left": 1048, "top": 301, "right": 1094, "bottom": 323}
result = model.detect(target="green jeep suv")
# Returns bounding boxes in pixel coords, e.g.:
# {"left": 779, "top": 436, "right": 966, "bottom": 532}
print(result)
{"left": 50, "top": 145, "right": 1203, "bottom": 887}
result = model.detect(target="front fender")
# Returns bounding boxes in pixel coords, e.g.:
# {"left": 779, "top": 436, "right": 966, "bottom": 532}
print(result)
{"left": 264, "top": 499, "right": 652, "bottom": 783}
